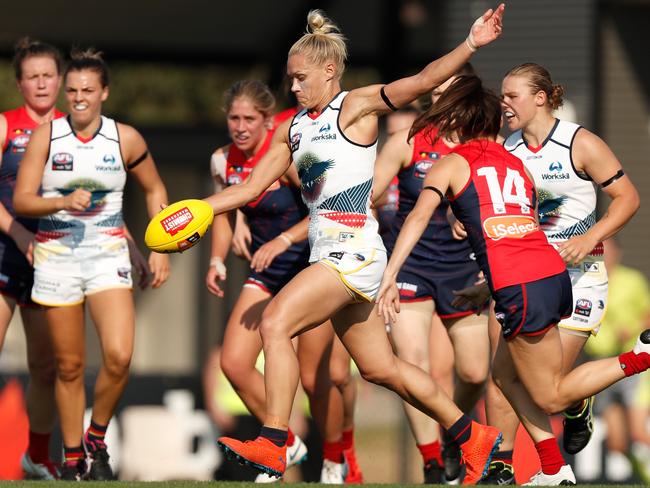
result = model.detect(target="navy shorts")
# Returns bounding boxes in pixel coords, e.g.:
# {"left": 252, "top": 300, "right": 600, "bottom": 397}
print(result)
{"left": 396, "top": 259, "right": 481, "bottom": 319}
{"left": 244, "top": 259, "right": 309, "bottom": 296}
{"left": 0, "top": 237, "right": 36, "bottom": 307}
{"left": 493, "top": 271, "right": 573, "bottom": 340}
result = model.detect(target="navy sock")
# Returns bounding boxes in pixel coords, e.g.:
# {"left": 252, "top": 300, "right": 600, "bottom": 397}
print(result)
{"left": 447, "top": 415, "right": 472, "bottom": 445}
{"left": 260, "top": 426, "right": 288, "bottom": 447}
{"left": 493, "top": 449, "right": 514, "bottom": 464}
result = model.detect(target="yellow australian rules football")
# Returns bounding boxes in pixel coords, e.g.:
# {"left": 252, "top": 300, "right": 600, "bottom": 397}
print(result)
{"left": 145, "top": 199, "right": 214, "bottom": 253}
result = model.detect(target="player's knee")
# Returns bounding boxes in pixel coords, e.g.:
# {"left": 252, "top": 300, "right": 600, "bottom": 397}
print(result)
{"left": 56, "top": 356, "right": 85, "bottom": 383}
{"left": 329, "top": 362, "right": 351, "bottom": 389}
{"left": 456, "top": 362, "right": 489, "bottom": 386}
{"left": 358, "top": 361, "right": 398, "bottom": 388}
{"left": 220, "top": 353, "right": 250, "bottom": 388}
{"left": 104, "top": 349, "right": 132, "bottom": 378}
{"left": 299, "top": 369, "right": 318, "bottom": 397}
{"left": 530, "top": 391, "right": 564, "bottom": 415}
{"left": 258, "top": 313, "right": 287, "bottom": 343}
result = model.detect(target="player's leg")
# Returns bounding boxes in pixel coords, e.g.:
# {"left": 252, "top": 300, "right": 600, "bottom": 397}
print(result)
{"left": 446, "top": 313, "right": 489, "bottom": 413}
{"left": 390, "top": 300, "right": 446, "bottom": 482}
{"left": 479, "top": 308, "right": 518, "bottom": 485}
{"left": 0, "top": 294, "right": 15, "bottom": 351}
{"left": 85, "top": 288, "right": 135, "bottom": 480}
{"left": 330, "top": 336, "right": 364, "bottom": 483}
{"left": 558, "top": 329, "right": 593, "bottom": 454}
{"left": 45, "top": 303, "right": 87, "bottom": 480}
{"left": 429, "top": 313, "right": 457, "bottom": 484}
{"left": 332, "top": 302, "right": 502, "bottom": 485}
{"left": 20, "top": 306, "right": 58, "bottom": 479}
{"left": 491, "top": 334, "right": 576, "bottom": 485}
{"left": 220, "top": 285, "right": 270, "bottom": 421}
{"left": 298, "top": 322, "right": 346, "bottom": 482}
{"left": 218, "top": 263, "right": 354, "bottom": 477}
{"left": 558, "top": 279, "right": 608, "bottom": 454}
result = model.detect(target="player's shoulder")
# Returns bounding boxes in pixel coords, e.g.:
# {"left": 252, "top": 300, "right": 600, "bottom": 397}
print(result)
{"left": 503, "top": 130, "right": 524, "bottom": 152}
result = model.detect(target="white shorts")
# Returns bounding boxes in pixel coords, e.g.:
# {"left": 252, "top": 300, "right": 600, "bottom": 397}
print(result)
{"left": 319, "top": 248, "right": 387, "bottom": 302}
{"left": 558, "top": 257, "right": 608, "bottom": 335}
{"left": 32, "top": 239, "right": 132, "bottom": 306}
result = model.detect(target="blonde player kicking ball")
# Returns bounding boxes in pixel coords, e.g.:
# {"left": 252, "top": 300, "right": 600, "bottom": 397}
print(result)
{"left": 194, "top": 6, "right": 506, "bottom": 484}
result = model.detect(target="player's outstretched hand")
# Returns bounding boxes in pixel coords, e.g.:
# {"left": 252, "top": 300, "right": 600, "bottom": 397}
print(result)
{"left": 557, "top": 233, "right": 599, "bottom": 267}
{"left": 467, "top": 3, "right": 505, "bottom": 50}
{"left": 149, "top": 252, "right": 170, "bottom": 288}
{"left": 206, "top": 257, "right": 227, "bottom": 297}
{"left": 452, "top": 281, "right": 491, "bottom": 310}
{"left": 127, "top": 238, "right": 151, "bottom": 289}
{"left": 250, "top": 235, "right": 290, "bottom": 273}
{"left": 376, "top": 276, "right": 401, "bottom": 325}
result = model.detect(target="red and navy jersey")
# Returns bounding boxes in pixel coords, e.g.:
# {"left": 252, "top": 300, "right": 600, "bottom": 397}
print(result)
{"left": 223, "top": 132, "right": 309, "bottom": 257}
{"left": 448, "top": 140, "right": 566, "bottom": 291}
{"left": 386, "top": 130, "right": 473, "bottom": 264}
{"left": 0, "top": 106, "right": 65, "bottom": 233}
{"left": 272, "top": 107, "right": 299, "bottom": 131}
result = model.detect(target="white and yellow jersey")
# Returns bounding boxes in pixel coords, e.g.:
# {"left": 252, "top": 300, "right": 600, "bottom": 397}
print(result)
{"left": 37, "top": 115, "right": 127, "bottom": 252}
{"left": 289, "top": 91, "right": 385, "bottom": 262}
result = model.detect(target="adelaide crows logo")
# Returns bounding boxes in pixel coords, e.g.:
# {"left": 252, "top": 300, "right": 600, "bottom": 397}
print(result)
{"left": 296, "top": 151, "right": 333, "bottom": 202}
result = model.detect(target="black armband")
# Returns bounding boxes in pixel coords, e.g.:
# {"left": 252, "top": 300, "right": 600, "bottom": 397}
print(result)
{"left": 599, "top": 169, "right": 625, "bottom": 188}
{"left": 380, "top": 86, "right": 398, "bottom": 112}
{"left": 127, "top": 150, "right": 149, "bottom": 170}
{"left": 422, "top": 185, "right": 444, "bottom": 200}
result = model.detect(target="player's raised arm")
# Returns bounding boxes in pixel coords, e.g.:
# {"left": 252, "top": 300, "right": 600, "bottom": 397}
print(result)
{"left": 345, "top": 3, "right": 505, "bottom": 125}
{"left": 203, "top": 118, "right": 292, "bottom": 216}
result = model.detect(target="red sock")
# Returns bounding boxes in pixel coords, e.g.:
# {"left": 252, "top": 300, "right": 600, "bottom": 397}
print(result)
{"left": 619, "top": 351, "right": 650, "bottom": 377}
{"left": 535, "top": 438, "right": 565, "bottom": 475}
{"left": 342, "top": 428, "right": 354, "bottom": 451}
{"left": 287, "top": 428, "right": 296, "bottom": 447}
{"left": 417, "top": 440, "right": 443, "bottom": 465}
{"left": 323, "top": 439, "right": 344, "bottom": 463}
{"left": 28, "top": 431, "right": 51, "bottom": 464}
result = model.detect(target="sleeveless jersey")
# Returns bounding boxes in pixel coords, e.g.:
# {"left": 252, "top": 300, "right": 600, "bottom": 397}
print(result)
{"left": 386, "top": 129, "right": 473, "bottom": 264}
{"left": 0, "top": 107, "right": 65, "bottom": 234}
{"left": 210, "top": 131, "right": 309, "bottom": 256}
{"left": 504, "top": 119, "right": 599, "bottom": 250}
{"left": 37, "top": 116, "right": 127, "bottom": 250}
{"left": 448, "top": 140, "right": 566, "bottom": 291}
{"left": 289, "top": 91, "right": 385, "bottom": 262}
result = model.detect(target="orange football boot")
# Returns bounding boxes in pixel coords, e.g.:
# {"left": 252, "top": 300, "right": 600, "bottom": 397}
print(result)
{"left": 218, "top": 436, "right": 287, "bottom": 478}
{"left": 460, "top": 422, "right": 502, "bottom": 485}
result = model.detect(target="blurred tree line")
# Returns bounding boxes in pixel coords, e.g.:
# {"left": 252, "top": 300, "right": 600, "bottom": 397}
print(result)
{"left": 0, "top": 60, "right": 381, "bottom": 127}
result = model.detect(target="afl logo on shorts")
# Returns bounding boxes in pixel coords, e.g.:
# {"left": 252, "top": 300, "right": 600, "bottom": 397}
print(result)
{"left": 52, "top": 152, "right": 74, "bottom": 171}
{"left": 574, "top": 299, "right": 592, "bottom": 317}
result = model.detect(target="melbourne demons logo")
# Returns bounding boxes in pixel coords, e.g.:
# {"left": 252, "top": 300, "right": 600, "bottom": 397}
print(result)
{"left": 160, "top": 207, "right": 194, "bottom": 236}
{"left": 52, "top": 152, "right": 74, "bottom": 171}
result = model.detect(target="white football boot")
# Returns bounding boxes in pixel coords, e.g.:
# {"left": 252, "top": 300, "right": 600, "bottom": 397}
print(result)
{"left": 524, "top": 464, "right": 576, "bottom": 485}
